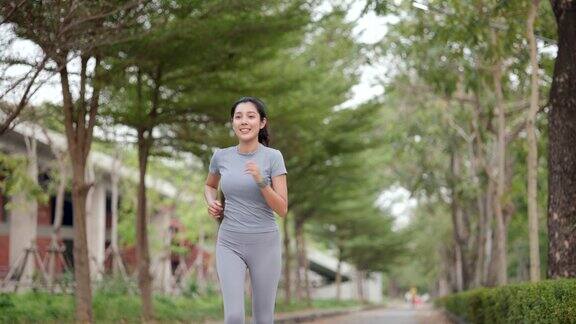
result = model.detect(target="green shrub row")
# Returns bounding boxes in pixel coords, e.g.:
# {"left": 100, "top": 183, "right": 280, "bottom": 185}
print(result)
{"left": 435, "top": 279, "right": 576, "bottom": 324}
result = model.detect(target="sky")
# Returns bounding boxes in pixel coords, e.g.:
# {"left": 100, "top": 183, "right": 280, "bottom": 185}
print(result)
{"left": 339, "top": 0, "right": 388, "bottom": 108}
{"left": 341, "top": 1, "right": 416, "bottom": 228}
{"left": 376, "top": 186, "right": 417, "bottom": 230}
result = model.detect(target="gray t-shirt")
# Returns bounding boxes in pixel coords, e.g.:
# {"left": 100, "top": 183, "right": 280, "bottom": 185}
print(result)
{"left": 208, "top": 143, "right": 287, "bottom": 233}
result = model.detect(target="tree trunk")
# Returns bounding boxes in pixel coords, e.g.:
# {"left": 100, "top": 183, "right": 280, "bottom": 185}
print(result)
{"left": 437, "top": 246, "right": 451, "bottom": 297}
{"left": 59, "top": 57, "right": 97, "bottom": 323}
{"left": 71, "top": 159, "right": 92, "bottom": 322}
{"left": 110, "top": 159, "right": 121, "bottom": 276}
{"left": 294, "top": 220, "right": 303, "bottom": 300}
{"left": 483, "top": 179, "right": 495, "bottom": 285}
{"left": 453, "top": 242, "right": 464, "bottom": 291}
{"left": 491, "top": 45, "right": 508, "bottom": 286}
{"left": 547, "top": 0, "right": 576, "bottom": 278}
{"left": 294, "top": 219, "right": 311, "bottom": 304}
{"left": 473, "top": 191, "right": 486, "bottom": 287}
{"left": 301, "top": 225, "right": 311, "bottom": 305}
{"left": 335, "top": 246, "right": 342, "bottom": 301}
{"left": 470, "top": 95, "right": 487, "bottom": 288}
{"left": 282, "top": 215, "right": 291, "bottom": 304}
{"left": 48, "top": 152, "right": 67, "bottom": 288}
{"left": 449, "top": 151, "right": 466, "bottom": 291}
{"left": 137, "top": 129, "right": 154, "bottom": 320}
{"left": 356, "top": 270, "right": 365, "bottom": 303}
{"left": 526, "top": 0, "right": 541, "bottom": 282}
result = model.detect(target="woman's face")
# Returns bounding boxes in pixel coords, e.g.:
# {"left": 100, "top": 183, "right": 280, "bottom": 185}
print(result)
{"left": 232, "top": 102, "right": 266, "bottom": 142}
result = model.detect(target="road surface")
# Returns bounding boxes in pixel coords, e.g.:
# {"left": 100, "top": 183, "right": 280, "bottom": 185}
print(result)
{"left": 305, "top": 303, "right": 452, "bottom": 324}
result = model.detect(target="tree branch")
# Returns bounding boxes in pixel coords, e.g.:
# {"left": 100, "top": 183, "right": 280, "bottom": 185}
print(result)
{"left": 57, "top": 0, "right": 144, "bottom": 38}
{"left": 0, "top": 55, "right": 49, "bottom": 134}
{"left": 0, "top": 0, "right": 26, "bottom": 26}
{"left": 85, "top": 56, "right": 102, "bottom": 162}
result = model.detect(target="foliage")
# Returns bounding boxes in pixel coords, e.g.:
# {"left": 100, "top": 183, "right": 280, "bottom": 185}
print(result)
{"left": 436, "top": 279, "right": 576, "bottom": 323}
{"left": 0, "top": 152, "right": 47, "bottom": 207}
{"left": 387, "top": 200, "right": 453, "bottom": 292}
{"left": 367, "top": 0, "right": 558, "bottom": 292}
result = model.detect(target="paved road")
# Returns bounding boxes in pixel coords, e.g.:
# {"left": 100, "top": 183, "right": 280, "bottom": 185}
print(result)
{"left": 305, "top": 303, "right": 452, "bottom": 324}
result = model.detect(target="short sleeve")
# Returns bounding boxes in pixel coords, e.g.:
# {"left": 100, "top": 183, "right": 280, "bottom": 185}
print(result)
{"left": 208, "top": 149, "right": 220, "bottom": 175}
{"left": 271, "top": 150, "right": 287, "bottom": 177}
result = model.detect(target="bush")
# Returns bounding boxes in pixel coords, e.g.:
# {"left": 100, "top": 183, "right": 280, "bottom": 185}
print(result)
{"left": 435, "top": 279, "right": 576, "bottom": 324}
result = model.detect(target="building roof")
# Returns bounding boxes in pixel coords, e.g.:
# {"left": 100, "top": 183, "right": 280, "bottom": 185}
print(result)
{"left": 307, "top": 247, "right": 354, "bottom": 282}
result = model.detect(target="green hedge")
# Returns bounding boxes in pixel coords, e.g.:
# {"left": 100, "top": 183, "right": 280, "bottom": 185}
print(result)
{"left": 435, "top": 279, "right": 576, "bottom": 324}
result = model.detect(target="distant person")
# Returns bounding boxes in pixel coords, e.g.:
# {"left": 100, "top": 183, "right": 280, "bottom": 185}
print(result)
{"left": 404, "top": 290, "right": 412, "bottom": 303}
{"left": 204, "top": 97, "right": 288, "bottom": 324}
{"left": 409, "top": 286, "right": 418, "bottom": 308}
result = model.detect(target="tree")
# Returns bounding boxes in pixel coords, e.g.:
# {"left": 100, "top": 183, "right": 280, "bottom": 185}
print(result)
{"left": 282, "top": 96, "right": 386, "bottom": 302}
{"left": 547, "top": 0, "right": 576, "bottom": 278}
{"left": 1, "top": 1, "right": 147, "bottom": 321}
{"left": 373, "top": 0, "right": 558, "bottom": 288}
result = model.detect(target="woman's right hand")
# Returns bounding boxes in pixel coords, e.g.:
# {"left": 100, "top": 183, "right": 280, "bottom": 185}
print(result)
{"left": 208, "top": 200, "right": 223, "bottom": 219}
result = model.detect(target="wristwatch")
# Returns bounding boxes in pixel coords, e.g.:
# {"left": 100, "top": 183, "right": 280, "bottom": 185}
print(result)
{"left": 256, "top": 179, "right": 268, "bottom": 188}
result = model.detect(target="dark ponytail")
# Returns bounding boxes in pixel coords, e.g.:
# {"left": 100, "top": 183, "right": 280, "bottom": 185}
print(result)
{"left": 230, "top": 96, "right": 270, "bottom": 146}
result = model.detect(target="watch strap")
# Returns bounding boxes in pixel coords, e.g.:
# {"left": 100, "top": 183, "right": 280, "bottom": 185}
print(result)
{"left": 257, "top": 179, "right": 267, "bottom": 188}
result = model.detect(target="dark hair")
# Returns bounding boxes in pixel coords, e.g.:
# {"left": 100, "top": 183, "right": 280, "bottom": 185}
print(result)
{"left": 230, "top": 96, "right": 270, "bottom": 146}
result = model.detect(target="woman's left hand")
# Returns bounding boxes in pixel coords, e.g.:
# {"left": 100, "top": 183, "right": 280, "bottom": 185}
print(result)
{"left": 245, "top": 161, "right": 263, "bottom": 183}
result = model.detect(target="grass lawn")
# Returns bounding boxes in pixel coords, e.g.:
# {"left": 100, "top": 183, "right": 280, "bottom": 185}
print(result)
{"left": 0, "top": 291, "right": 364, "bottom": 323}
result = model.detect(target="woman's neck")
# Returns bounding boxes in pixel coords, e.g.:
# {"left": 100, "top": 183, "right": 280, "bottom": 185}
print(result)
{"left": 237, "top": 140, "right": 260, "bottom": 153}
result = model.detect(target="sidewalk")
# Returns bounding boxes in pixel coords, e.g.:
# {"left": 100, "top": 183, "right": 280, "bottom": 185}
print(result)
{"left": 273, "top": 304, "right": 385, "bottom": 323}
{"left": 202, "top": 304, "right": 385, "bottom": 324}
{"left": 274, "top": 306, "right": 362, "bottom": 324}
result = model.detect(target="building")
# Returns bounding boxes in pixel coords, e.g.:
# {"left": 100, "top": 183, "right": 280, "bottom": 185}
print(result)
{"left": 306, "top": 247, "right": 383, "bottom": 303}
{"left": 0, "top": 121, "right": 211, "bottom": 291}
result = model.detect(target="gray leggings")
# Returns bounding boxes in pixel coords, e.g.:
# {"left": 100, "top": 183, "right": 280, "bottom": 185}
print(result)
{"left": 216, "top": 227, "right": 282, "bottom": 324}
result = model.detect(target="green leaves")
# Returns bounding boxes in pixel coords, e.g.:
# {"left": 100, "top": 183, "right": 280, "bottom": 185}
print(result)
{"left": 368, "top": 0, "right": 558, "bottom": 289}
{"left": 0, "top": 152, "right": 47, "bottom": 207}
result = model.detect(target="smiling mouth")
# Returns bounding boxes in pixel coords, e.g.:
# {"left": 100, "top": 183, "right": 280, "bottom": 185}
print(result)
{"left": 239, "top": 128, "right": 251, "bottom": 134}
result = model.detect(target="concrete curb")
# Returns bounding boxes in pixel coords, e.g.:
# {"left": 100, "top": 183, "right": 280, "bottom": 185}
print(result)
{"left": 273, "top": 304, "right": 386, "bottom": 323}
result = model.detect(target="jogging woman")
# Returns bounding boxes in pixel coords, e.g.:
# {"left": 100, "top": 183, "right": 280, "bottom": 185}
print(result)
{"left": 204, "top": 97, "right": 288, "bottom": 324}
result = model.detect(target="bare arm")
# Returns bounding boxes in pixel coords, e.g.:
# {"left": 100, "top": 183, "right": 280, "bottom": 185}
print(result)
{"left": 204, "top": 172, "right": 223, "bottom": 219}
{"left": 260, "top": 174, "right": 288, "bottom": 217}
